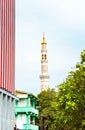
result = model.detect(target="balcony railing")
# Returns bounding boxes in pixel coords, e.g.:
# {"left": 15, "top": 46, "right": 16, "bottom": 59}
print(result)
{"left": 15, "top": 106, "right": 38, "bottom": 115}
{"left": 23, "top": 124, "right": 39, "bottom": 130}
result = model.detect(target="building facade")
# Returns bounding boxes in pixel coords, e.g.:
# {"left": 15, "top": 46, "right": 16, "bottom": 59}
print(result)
{"left": 0, "top": 88, "right": 18, "bottom": 130}
{"left": 0, "top": 0, "right": 17, "bottom": 129}
{"left": 15, "top": 90, "right": 39, "bottom": 130}
{"left": 40, "top": 33, "right": 50, "bottom": 91}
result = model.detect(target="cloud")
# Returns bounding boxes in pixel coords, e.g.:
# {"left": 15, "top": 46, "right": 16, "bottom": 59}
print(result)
{"left": 28, "top": 0, "right": 85, "bottom": 29}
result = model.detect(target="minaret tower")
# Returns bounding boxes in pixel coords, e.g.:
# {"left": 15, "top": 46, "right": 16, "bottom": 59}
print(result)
{"left": 40, "top": 33, "right": 50, "bottom": 91}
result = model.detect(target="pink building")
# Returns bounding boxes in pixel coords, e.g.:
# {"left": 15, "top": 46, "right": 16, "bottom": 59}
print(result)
{"left": 0, "top": 0, "right": 15, "bottom": 94}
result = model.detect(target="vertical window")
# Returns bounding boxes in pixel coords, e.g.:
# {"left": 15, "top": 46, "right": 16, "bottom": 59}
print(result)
{"left": 45, "top": 54, "right": 47, "bottom": 60}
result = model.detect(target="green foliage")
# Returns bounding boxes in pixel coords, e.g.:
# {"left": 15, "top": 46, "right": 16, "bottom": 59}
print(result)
{"left": 37, "top": 88, "right": 57, "bottom": 130}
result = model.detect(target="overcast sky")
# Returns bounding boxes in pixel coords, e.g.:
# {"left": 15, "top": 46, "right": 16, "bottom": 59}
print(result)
{"left": 15, "top": 0, "right": 85, "bottom": 95}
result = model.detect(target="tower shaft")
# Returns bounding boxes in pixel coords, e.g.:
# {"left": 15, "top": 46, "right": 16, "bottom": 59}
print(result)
{"left": 40, "top": 34, "right": 50, "bottom": 91}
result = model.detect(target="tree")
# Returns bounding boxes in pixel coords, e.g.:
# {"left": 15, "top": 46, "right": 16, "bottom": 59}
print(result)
{"left": 37, "top": 88, "right": 57, "bottom": 130}
{"left": 55, "top": 49, "right": 85, "bottom": 129}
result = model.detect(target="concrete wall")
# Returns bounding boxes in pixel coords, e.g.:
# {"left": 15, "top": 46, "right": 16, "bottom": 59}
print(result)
{"left": 0, "top": 89, "right": 17, "bottom": 130}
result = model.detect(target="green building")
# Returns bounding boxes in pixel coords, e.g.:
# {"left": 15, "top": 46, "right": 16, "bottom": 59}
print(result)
{"left": 15, "top": 90, "right": 39, "bottom": 130}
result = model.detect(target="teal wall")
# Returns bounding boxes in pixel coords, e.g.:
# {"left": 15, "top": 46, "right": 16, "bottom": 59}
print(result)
{"left": 15, "top": 94, "right": 39, "bottom": 130}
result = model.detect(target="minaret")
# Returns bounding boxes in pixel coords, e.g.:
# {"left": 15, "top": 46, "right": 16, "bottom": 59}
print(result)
{"left": 40, "top": 33, "right": 50, "bottom": 91}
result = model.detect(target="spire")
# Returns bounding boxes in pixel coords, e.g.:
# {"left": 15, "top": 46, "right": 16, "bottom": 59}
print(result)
{"left": 41, "top": 32, "right": 47, "bottom": 44}
{"left": 40, "top": 33, "right": 50, "bottom": 92}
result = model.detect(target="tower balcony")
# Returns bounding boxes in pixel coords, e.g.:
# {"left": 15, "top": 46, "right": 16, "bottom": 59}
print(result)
{"left": 40, "top": 75, "right": 50, "bottom": 79}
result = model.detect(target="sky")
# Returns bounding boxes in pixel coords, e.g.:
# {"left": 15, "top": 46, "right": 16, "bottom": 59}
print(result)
{"left": 15, "top": 0, "right": 85, "bottom": 95}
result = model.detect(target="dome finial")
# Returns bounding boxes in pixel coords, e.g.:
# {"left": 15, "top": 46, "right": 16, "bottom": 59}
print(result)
{"left": 41, "top": 32, "right": 46, "bottom": 44}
